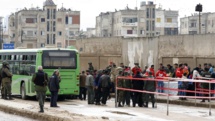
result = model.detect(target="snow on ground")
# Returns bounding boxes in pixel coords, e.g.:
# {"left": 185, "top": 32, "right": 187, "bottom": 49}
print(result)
{"left": 57, "top": 98, "right": 215, "bottom": 121}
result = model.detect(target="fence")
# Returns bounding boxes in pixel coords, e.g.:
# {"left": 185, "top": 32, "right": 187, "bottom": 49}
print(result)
{"left": 115, "top": 76, "right": 215, "bottom": 116}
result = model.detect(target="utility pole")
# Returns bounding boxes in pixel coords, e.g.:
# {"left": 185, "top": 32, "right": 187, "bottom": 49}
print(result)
{"left": 195, "top": 3, "right": 203, "bottom": 34}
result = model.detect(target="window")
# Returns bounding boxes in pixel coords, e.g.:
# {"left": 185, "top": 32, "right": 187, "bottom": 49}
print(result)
{"left": 26, "top": 18, "right": 37, "bottom": 23}
{"left": 47, "top": 9, "right": 50, "bottom": 19}
{"left": 42, "top": 51, "right": 77, "bottom": 69}
{"left": 57, "top": 43, "right": 62, "bottom": 48}
{"left": 53, "top": 9, "right": 56, "bottom": 19}
{"left": 147, "top": 8, "right": 149, "bottom": 18}
{"left": 191, "top": 23, "right": 196, "bottom": 27}
{"left": 127, "top": 30, "right": 133, "bottom": 34}
{"left": 41, "top": 43, "right": 45, "bottom": 47}
{"left": 13, "top": 33, "right": 15, "bottom": 38}
{"left": 47, "top": 21, "right": 49, "bottom": 31}
{"left": 58, "top": 31, "right": 62, "bottom": 36}
{"left": 27, "top": 31, "right": 34, "bottom": 36}
{"left": 157, "top": 18, "right": 161, "bottom": 23}
{"left": 69, "top": 31, "right": 74, "bottom": 36}
{"left": 53, "top": 21, "right": 56, "bottom": 32}
{"left": 69, "top": 17, "right": 72, "bottom": 24}
{"left": 47, "top": 34, "right": 49, "bottom": 44}
{"left": 53, "top": 34, "right": 56, "bottom": 44}
{"left": 152, "top": 20, "right": 155, "bottom": 31}
{"left": 41, "top": 18, "right": 45, "bottom": 22}
{"left": 58, "top": 18, "right": 62, "bottom": 22}
{"left": 166, "top": 18, "right": 172, "bottom": 23}
{"left": 152, "top": 8, "right": 155, "bottom": 18}
{"left": 65, "top": 16, "right": 68, "bottom": 24}
{"left": 146, "top": 20, "right": 149, "bottom": 31}
{"left": 140, "top": 30, "right": 144, "bottom": 35}
{"left": 41, "top": 31, "right": 45, "bottom": 36}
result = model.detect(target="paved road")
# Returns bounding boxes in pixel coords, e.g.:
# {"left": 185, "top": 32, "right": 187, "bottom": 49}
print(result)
{"left": 0, "top": 111, "right": 38, "bottom": 121}
{"left": 5, "top": 96, "right": 215, "bottom": 121}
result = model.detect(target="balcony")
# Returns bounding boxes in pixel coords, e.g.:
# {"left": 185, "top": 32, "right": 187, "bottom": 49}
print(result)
{"left": 122, "top": 22, "right": 138, "bottom": 27}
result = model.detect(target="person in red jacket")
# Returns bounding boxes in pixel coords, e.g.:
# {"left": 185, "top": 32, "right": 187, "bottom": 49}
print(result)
{"left": 132, "top": 63, "right": 142, "bottom": 76}
{"left": 176, "top": 64, "right": 184, "bottom": 99}
{"left": 156, "top": 66, "right": 167, "bottom": 93}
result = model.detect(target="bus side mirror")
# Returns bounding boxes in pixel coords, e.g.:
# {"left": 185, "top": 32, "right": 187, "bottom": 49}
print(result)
{"left": 30, "top": 66, "right": 36, "bottom": 74}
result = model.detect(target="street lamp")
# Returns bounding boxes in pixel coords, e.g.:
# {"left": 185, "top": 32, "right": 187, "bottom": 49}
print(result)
{"left": 195, "top": 3, "right": 203, "bottom": 34}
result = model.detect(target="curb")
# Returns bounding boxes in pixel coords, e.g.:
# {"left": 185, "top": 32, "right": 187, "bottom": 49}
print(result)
{"left": 0, "top": 104, "right": 71, "bottom": 121}
{"left": 156, "top": 98, "right": 215, "bottom": 108}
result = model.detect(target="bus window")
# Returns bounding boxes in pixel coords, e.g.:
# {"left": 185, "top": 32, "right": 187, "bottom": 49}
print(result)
{"left": 3, "top": 55, "right": 7, "bottom": 60}
{"left": 19, "top": 55, "right": 23, "bottom": 61}
{"left": 42, "top": 50, "right": 77, "bottom": 69}
{"left": 8, "top": 55, "right": 12, "bottom": 60}
{"left": 11, "top": 55, "right": 14, "bottom": 60}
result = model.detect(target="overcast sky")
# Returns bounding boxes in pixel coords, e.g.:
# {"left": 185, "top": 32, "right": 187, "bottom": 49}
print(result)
{"left": 0, "top": 0, "right": 214, "bottom": 30}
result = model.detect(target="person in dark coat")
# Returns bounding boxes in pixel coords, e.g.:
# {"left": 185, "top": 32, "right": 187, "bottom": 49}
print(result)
{"left": 132, "top": 71, "right": 144, "bottom": 107}
{"left": 144, "top": 72, "right": 156, "bottom": 108}
{"left": 99, "top": 70, "right": 111, "bottom": 105}
{"left": 79, "top": 71, "right": 87, "bottom": 100}
{"left": 32, "top": 66, "right": 48, "bottom": 113}
{"left": 48, "top": 70, "right": 60, "bottom": 107}
{"left": 201, "top": 68, "right": 211, "bottom": 102}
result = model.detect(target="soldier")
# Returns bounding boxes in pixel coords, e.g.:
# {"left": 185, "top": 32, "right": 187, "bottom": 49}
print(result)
{"left": 122, "top": 71, "right": 132, "bottom": 107}
{"left": 0, "top": 64, "right": 4, "bottom": 99}
{"left": 1, "top": 62, "right": 13, "bottom": 100}
{"left": 32, "top": 66, "right": 48, "bottom": 113}
{"left": 85, "top": 70, "right": 95, "bottom": 104}
{"left": 88, "top": 62, "right": 94, "bottom": 73}
{"left": 201, "top": 67, "right": 211, "bottom": 102}
{"left": 117, "top": 70, "right": 124, "bottom": 107}
{"left": 100, "top": 70, "right": 111, "bottom": 105}
{"left": 144, "top": 72, "right": 156, "bottom": 108}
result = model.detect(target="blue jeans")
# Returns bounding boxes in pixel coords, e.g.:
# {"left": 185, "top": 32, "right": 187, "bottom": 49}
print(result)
{"left": 178, "top": 81, "right": 186, "bottom": 96}
{"left": 158, "top": 81, "right": 164, "bottom": 93}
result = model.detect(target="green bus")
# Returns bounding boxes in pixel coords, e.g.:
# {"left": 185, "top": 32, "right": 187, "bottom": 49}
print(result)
{"left": 0, "top": 48, "right": 80, "bottom": 99}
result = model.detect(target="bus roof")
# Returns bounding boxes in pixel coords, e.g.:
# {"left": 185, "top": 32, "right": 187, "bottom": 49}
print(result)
{"left": 0, "top": 48, "right": 79, "bottom": 53}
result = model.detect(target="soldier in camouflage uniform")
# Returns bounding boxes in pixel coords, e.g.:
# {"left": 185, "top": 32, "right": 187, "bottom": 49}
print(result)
{"left": 32, "top": 66, "right": 48, "bottom": 113}
{"left": 88, "top": 62, "right": 94, "bottom": 73}
{"left": 1, "top": 62, "right": 13, "bottom": 100}
{"left": 143, "top": 72, "right": 156, "bottom": 108}
{"left": 0, "top": 64, "right": 4, "bottom": 99}
{"left": 117, "top": 70, "right": 124, "bottom": 107}
{"left": 122, "top": 71, "right": 132, "bottom": 106}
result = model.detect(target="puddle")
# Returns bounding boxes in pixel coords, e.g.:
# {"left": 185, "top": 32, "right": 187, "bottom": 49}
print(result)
{"left": 107, "top": 111, "right": 136, "bottom": 116}
{"left": 198, "top": 111, "right": 207, "bottom": 114}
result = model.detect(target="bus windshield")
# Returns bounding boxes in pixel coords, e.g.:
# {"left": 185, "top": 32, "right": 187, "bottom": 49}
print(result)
{"left": 42, "top": 50, "right": 77, "bottom": 69}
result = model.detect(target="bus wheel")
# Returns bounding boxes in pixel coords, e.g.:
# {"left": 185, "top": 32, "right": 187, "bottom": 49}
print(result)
{"left": 21, "top": 82, "right": 27, "bottom": 100}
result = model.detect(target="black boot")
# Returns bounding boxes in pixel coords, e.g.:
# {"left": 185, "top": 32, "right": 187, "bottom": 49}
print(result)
{"left": 8, "top": 94, "right": 14, "bottom": 100}
{"left": 1, "top": 94, "right": 4, "bottom": 99}
{"left": 118, "top": 102, "right": 123, "bottom": 107}
{"left": 144, "top": 102, "right": 148, "bottom": 108}
{"left": 39, "top": 105, "right": 44, "bottom": 113}
{"left": 152, "top": 102, "right": 155, "bottom": 108}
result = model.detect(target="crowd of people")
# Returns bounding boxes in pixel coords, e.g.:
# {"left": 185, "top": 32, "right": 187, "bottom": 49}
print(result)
{"left": 79, "top": 62, "right": 215, "bottom": 108}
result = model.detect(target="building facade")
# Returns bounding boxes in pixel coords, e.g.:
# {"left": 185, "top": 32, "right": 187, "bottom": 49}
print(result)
{"left": 8, "top": 0, "right": 80, "bottom": 48}
{"left": 156, "top": 8, "right": 179, "bottom": 36}
{"left": 86, "top": 28, "right": 96, "bottom": 38}
{"left": 180, "top": 13, "right": 210, "bottom": 35}
{"left": 96, "top": 1, "right": 156, "bottom": 38}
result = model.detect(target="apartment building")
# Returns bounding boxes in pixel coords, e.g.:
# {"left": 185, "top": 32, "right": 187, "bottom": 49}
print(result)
{"left": 96, "top": 1, "right": 156, "bottom": 38}
{"left": 8, "top": 0, "right": 80, "bottom": 48}
{"left": 156, "top": 8, "right": 179, "bottom": 36}
{"left": 180, "top": 13, "right": 210, "bottom": 34}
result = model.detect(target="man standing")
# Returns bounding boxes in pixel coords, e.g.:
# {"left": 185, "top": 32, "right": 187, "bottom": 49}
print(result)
{"left": 88, "top": 62, "right": 94, "bottom": 73}
{"left": 86, "top": 70, "right": 94, "bottom": 104}
{"left": 155, "top": 66, "right": 167, "bottom": 93}
{"left": 132, "top": 63, "right": 142, "bottom": 76}
{"left": 122, "top": 71, "right": 132, "bottom": 107}
{"left": 176, "top": 64, "right": 184, "bottom": 99}
{"left": 1, "top": 62, "right": 13, "bottom": 100}
{"left": 48, "top": 70, "right": 60, "bottom": 107}
{"left": 201, "top": 68, "right": 211, "bottom": 102}
{"left": 132, "top": 71, "right": 144, "bottom": 107}
{"left": 79, "top": 71, "right": 87, "bottom": 100}
{"left": 208, "top": 64, "right": 214, "bottom": 74}
{"left": 32, "top": 66, "right": 48, "bottom": 113}
{"left": 144, "top": 72, "right": 156, "bottom": 108}
{"left": 100, "top": 70, "right": 111, "bottom": 105}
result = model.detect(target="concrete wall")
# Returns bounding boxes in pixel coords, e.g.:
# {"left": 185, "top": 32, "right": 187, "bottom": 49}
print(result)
{"left": 77, "top": 34, "right": 215, "bottom": 72}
